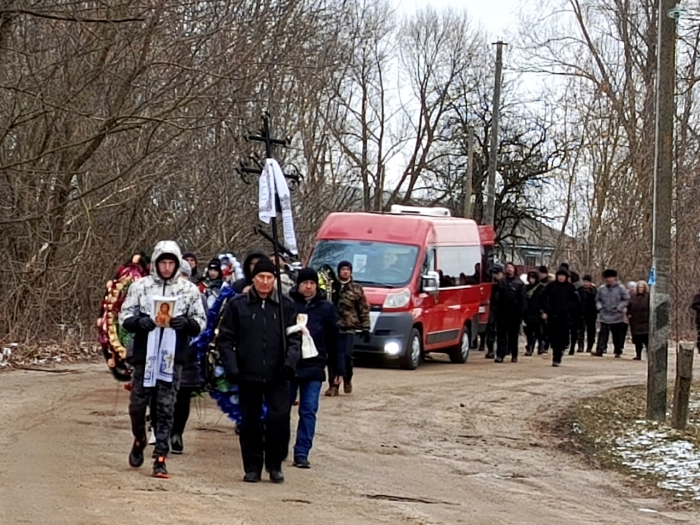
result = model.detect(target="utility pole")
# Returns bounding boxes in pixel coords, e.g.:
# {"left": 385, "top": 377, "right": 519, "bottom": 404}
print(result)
{"left": 647, "top": 0, "right": 678, "bottom": 422}
{"left": 484, "top": 41, "right": 506, "bottom": 226}
{"left": 464, "top": 126, "right": 474, "bottom": 219}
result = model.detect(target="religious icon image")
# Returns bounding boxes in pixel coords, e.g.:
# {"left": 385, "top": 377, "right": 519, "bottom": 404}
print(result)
{"left": 153, "top": 299, "right": 175, "bottom": 328}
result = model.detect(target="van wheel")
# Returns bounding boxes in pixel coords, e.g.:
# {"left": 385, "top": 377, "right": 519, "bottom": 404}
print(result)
{"left": 400, "top": 328, "right": 422, "bottom": 370}
{"left": 450, "top": 325, "right": 471, "bottom": 364}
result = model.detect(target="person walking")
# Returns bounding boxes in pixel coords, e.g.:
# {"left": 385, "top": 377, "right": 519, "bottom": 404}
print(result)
{"left": 523, "top": 271, "right": 545, "bottom": 356}
{"left": 541, "top": 268, "right": 580, "bottom": 366}
{"left": 593, "top": 269, "right": 630, "bottom": 358}
{"left": 328, "top": 261, "right": 370, "bottom": 396}
{"left": 217, "top": 259, "right": 301, "bottom": 483}
{"left": 480, "top": 264, "right": 503, "bottom": 359}
{"left": 289, "top": 268, "right": 341, "bottom": 468}
{"left": 691, "top": 289, "right": 700, "bottom": 355}
{"left": 538, "top": 266, "right": 551, "bottom": 353}
{"left": 628, "top": 281, "right": 650, "bottom": 361}
{"left": 120, "top": 241, "right": 206, "bottom": 478}
{"left": 202, "top": 258, "right": 224, "bottom": 310}
{"left": 494, "top": 262, "right": 526, "bottom": 364}
{"left": 579, "top": 275, "right": 598, "bottom": 353}
{"left": 568, "top": 272, "right": 584, "bottom": 354}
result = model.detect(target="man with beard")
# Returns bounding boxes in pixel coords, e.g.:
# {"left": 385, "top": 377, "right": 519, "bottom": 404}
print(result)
{"left": 541, "top": 268, "right": 580, "bottom": 367}
{"left": 494, "top": 262, "right": 526, "bottom": 363}
{"left": 217, "top": 259, "right": 301, "bottom": 483}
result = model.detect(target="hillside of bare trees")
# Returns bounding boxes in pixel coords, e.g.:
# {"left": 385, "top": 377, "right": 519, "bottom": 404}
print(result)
{"left": 1, "top": 0, "right": 698, "bottom": 342}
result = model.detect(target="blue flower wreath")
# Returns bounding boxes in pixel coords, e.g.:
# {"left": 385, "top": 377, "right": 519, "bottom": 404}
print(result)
{"left": 191, "top": 284, "right": 267, "bottom": 425}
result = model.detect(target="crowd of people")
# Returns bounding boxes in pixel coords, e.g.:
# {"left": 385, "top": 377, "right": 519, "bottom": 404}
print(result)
{"left": 116, "top": 241, "right": 369, "bottom": 481}
{"left": 480, "top": 262, "right": 651, "bottom": 367}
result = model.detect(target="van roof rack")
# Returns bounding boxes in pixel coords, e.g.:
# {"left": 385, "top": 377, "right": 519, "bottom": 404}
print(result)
{"left": 389, "top": 205, "right": 452, "bottom": 217}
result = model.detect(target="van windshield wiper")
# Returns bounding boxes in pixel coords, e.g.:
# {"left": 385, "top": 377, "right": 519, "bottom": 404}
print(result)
{"left": 354, "top": 280, "right": 392, "bottom": 288}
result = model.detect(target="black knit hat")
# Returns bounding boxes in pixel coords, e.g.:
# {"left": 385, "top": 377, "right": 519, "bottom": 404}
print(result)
{"left": 582, "top": 274, "right": 593, "bottom": 283}
{"left": 556, "top": 268, "right": 570, "bottom": 278}
{"left": 182, "top": 252, "right": 197, "bottom": 262}
{"left": 252, "top": 258, "right": 277, "bottom": 278}
{"left": 337, "top": 260, "right": 353, "bottom": 274}
{"left": 207, "top": 258, "right": 222, "bottom": 271}
{"left": 603, "top": 269, "right": 618, "bottom": 278}
{"left": 538, "top": 265, "right": 548, "bottom": 274}
{"left": 297, "top": 267, "right": 319, "bottom": 285}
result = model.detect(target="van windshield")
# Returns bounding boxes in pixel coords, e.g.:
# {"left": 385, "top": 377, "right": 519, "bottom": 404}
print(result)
{"left": 309, "top": 240, "right": 419, "bottom": 288}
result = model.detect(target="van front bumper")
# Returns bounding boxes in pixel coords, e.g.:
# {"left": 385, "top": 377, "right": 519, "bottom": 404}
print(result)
{"left": 351, "top": 312, "right": 415, "bottom": 358}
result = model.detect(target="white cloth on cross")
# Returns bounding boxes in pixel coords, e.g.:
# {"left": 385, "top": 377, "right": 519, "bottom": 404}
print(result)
{"left": 258, "top": 158, "right": 298, "bottom": 255}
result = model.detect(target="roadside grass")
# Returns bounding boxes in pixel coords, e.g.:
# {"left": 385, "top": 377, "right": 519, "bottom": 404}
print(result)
{"left": 555, "top": 383, "right": 700, "bottom": 504}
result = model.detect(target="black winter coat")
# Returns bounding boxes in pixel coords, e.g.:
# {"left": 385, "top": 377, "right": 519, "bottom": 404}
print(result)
{"left": 541, "top": 281, "right": 580, "bottom": 321}
{"left": 578, "top": 285, "right": 598, "bottom": 319}
{"left": 217, "top": 287, "right": 301, "bottom": 383}
{"left": 496, "top": 275, "right": 526, "bottom": 320}
{"left": 291, "top": 289, "right": 342, "bottom": 382}
{"left": 524, "top": 282, "right": 545, "bottom": 325}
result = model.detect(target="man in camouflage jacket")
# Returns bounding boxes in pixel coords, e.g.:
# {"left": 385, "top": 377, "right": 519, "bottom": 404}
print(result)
{"left": 327, "top": 260, "right": 370, "bottom": 396}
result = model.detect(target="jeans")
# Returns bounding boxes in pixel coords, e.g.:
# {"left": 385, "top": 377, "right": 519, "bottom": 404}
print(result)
{"left": 238, "top": 380, "right": 290, "bottom": 474}
{"left": 289, "top": 380, "right": 323, "bottom": 460}
{"left": 596, "top": 323, "right": 626, "bottom": 355}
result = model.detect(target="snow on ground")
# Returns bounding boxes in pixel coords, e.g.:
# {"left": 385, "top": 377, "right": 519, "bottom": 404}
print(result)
{"left": 611, "top": 395, "right": 700, "bottom": 500}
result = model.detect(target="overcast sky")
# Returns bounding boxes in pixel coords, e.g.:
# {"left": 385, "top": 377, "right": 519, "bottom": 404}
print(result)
{"left": 395, "top": 0, "right": 522, "bottom": 39}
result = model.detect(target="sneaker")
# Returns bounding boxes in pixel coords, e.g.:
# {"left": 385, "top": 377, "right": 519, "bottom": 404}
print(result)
{"left": 293, "top": 457, "right": 311, "bottom": 469}
{"left": 171, "top": 434, "right": 183, "bottom": 455}
{"left": 269, "top": 469, "right": 285, "bottom": 483}
{"left": 243, "top": 471, "right": 261, "bottom": 483}
{"left": 343, "top": 380, "right": 353, "bottom": 394}
{"left": 128, "top": 439, "right": 146, "bottom": 468}
{"left": 152, "top": 456, "right": 169, "bottom": 479}
{"left": 324, "top": 386, "right": 339, "bottom": 397}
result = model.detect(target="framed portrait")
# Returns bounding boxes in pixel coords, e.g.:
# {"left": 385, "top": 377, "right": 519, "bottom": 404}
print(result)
{"left": 152, "top": 297, "right": 177, "bottom": 328}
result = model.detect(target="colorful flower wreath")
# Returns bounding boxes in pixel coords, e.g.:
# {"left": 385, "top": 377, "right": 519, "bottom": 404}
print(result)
{"left": 97, "top": 263, "right": 148, "bottom": 381}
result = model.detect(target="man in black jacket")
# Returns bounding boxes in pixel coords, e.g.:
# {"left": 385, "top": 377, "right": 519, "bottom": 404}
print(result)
{"left": 579, "top": 275, "right": 598, "bottom": 352}
{"left": 289, "top": 268, "right": 341, "bottom": 469}
{"left": 217, "top": 259, "right": 301, "bottom": 484}
{"left": 231, "top": 246, "right": 268, "bottom": 294}
{"left": 495, "top": 262, "right": 526, "bottom": 363}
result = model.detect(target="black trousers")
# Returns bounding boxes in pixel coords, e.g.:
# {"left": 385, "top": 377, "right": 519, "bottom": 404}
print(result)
{"left": 569, "top": 316, "right": 582, "bottom": 352}
{"left": 172, "top": 387, "right": 196, "bottom": 436}
{"left": 524, "top": 322, "right": 541, "bottom": 354}
{"left": 596, "top": 323, "right": 626, "bottom": 355}
{"left": 583, "top": 316, "right": 597, "bottom": 351}
{"left": 479, "top": 316, "right": 497, "bottom": 353}
{"left": 329, "top": 332, "right": 354, "bottom": 386}
{"left": 632, "top": 334, "right": 649, "bottom": 359}
{"left": 238, "top": 380, "right": 290, "bottom": 474}
{"left": 496, "top": 317, "right": 520, "bottom": 359}
{"left": 548, "top": 318, "right": 570, "bottom": 364}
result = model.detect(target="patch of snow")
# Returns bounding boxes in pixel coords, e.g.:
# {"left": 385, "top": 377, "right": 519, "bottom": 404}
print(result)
{"left": 615, "top": 424, "right": 700, "bottom": 500}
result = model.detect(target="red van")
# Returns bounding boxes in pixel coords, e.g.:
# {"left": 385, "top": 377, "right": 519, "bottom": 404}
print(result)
{"left": 307, "top": 205, "right": 494, "bottom": 369}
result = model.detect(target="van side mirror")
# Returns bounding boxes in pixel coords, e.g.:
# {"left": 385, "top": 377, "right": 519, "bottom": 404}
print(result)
{"left": 422, "top": 271, "right": 440, "bottom": 293}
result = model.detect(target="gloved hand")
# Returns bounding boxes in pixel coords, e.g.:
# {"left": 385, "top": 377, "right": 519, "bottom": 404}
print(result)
{"left": 362, "top": 330, "right": 371, "bottom": 343}
{"left": 169, "top": 316, "right": 189, "bottom": 331}
{"left": 136, "top": 316, "right": 156, "bottom": 333}
{"left": 283, "top": 365, "right": 296, "bottom": 380}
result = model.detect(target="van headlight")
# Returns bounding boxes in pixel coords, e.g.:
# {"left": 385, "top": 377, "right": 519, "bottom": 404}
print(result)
{"left": 384, "top": 341, "right": 401, "bottom": 355}
{"left": 382, "top": 288, "right": 411, "bottom": 309}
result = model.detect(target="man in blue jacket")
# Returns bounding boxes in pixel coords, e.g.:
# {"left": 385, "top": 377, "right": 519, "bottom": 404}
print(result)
{"left": 289, "top": 268, "right": 342, "bottom": 469}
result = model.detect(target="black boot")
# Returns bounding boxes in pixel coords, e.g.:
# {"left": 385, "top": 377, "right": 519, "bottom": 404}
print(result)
{"left": 269, "top": 469, "right": 285, "bottom": 484}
